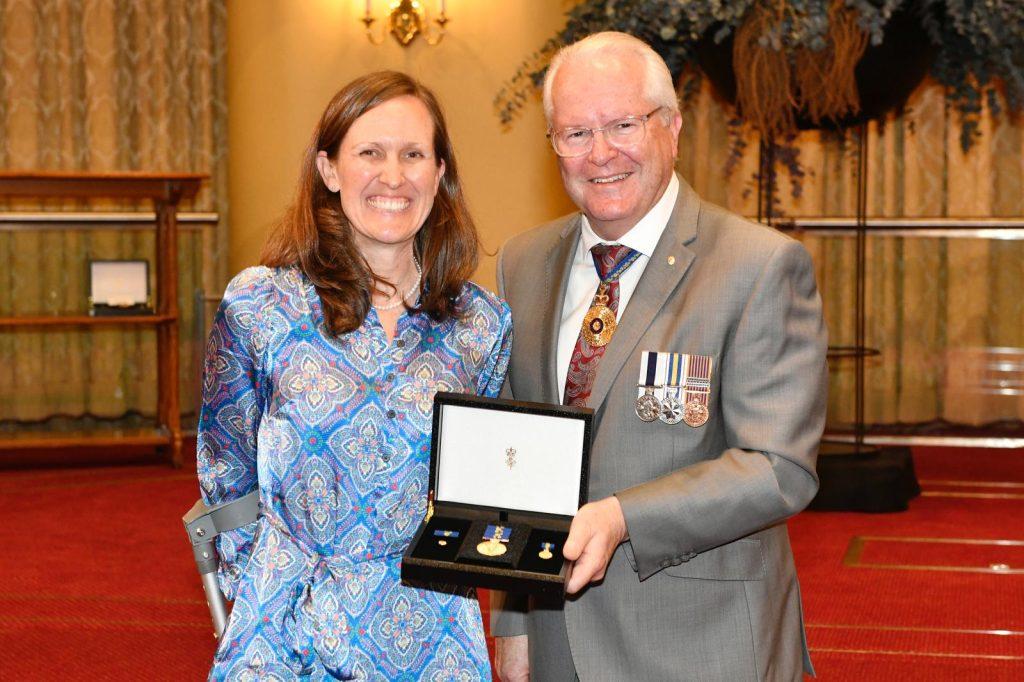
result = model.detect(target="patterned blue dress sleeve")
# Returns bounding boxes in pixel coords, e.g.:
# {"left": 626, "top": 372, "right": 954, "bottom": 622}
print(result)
{"left": 476, "top": 300, "right": 513, "bottom": 398}
{"left": 196, "top": 268, "right": 270, "bottom": 599}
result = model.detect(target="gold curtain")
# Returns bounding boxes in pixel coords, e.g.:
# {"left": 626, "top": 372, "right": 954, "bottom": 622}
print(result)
{"left": 678, "top": 78, "right": 1024, "bottom": 430}
{"left": 0, "top": 0, "right": 228, "bottom": 423}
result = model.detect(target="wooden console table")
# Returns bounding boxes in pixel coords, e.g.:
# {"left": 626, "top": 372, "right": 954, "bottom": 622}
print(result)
{"left": 0, "top": 171, "right": 206, "bottom": 466}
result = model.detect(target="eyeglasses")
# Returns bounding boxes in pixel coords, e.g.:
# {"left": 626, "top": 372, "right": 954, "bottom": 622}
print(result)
{"left": 548, "top": 107, "right": 664, "bottom": 158}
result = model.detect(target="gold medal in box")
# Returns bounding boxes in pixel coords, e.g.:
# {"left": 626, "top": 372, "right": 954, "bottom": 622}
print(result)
{"left": 476, "top": 524, "right": 511, "bottom": 557}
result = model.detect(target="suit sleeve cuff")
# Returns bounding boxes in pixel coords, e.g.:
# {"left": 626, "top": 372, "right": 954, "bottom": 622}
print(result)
{"left": 616, "top": 487, "right": 696, "bottom": 581}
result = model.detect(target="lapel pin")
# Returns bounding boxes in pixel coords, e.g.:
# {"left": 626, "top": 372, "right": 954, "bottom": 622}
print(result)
{"left": 667, "top": 256, "right": 676, "bottom": 265}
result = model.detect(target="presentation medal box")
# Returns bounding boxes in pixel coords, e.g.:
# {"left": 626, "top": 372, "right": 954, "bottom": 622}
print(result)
{"left": 88, "top": 260, "right": 153, "bottom": 316}
{"left": 401, "top": 392, "right": 593, "bottom": 595}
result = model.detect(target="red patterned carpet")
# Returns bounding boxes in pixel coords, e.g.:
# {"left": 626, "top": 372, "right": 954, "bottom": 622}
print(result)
{"left": 794, "top": 447, "right": 1024, "bottom": 680}
{"left": 0, "top": 446, "right": 1021, "bottom": 680}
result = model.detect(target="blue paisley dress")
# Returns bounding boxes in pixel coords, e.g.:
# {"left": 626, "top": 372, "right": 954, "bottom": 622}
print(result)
{"left": 197, "top": 266, "right": 512, "bottom": 680}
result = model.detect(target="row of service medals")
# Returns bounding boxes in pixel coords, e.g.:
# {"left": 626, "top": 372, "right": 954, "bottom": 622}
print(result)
{"left": 635, "top": 351, "right": 712, "bottom": 427}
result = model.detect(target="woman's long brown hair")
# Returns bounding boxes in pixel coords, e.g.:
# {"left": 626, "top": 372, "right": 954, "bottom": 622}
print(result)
{"left": 261, "top": 71, "right": 480, "bottom": 335}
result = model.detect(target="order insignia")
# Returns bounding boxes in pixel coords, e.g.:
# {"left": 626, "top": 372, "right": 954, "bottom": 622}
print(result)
{"left": 476, "top": 524, "right": 511, "bottom": 557}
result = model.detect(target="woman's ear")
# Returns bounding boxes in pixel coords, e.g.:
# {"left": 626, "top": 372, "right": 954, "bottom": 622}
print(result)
{"left": 315, "top": 151, "right": 340, "bottom": 193}
{"left": 434, "top": 158, "right": 446, "bottom": 194}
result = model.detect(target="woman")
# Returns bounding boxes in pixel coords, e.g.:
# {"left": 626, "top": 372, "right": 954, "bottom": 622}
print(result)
{"left": 198, "top": 71, "right": 511, "bottom": 680}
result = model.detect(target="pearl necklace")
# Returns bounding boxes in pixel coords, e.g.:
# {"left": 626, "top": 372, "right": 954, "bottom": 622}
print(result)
{"left": 372, "top": 256, "right": 422, "bottom": 311}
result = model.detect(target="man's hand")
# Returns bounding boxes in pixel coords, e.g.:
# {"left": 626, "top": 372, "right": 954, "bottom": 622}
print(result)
{"left": 562, "top": 495, "right": 628, "bottom": 594}
{"left": 495, "top": 635, "right": 529, "bottom": 682}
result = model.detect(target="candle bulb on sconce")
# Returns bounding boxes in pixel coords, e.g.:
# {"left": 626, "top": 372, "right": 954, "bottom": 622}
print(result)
{"left": 363, "top": 0, "right": 449, "bottom": 47}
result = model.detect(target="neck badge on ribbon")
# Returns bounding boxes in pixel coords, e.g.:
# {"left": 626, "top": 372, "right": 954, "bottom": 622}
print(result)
{"left": 582, "top": 248, "right": 642, "bottom": 348}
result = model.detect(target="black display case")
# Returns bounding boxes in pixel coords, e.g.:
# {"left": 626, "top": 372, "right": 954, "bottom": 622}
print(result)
{"left": 401, "top": 392, "right": 593, "bottom": 596}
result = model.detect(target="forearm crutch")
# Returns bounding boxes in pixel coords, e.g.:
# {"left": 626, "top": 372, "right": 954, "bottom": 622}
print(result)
{"left": 182, "top": 491, "right": 260, "bottom": 638}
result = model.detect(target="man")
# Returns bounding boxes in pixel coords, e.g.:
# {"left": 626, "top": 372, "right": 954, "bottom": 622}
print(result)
{"left": 493, "top": 32, "right": 827, "bottom": 681}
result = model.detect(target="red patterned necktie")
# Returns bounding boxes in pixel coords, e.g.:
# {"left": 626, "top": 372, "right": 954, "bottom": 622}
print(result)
{"left": 563, "top": 244, "right": 639, "bottom": 407}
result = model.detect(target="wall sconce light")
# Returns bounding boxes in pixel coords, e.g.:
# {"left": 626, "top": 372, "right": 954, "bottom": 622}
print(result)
{"left": 363, "top": 1, "right": 448, "bottom": 47}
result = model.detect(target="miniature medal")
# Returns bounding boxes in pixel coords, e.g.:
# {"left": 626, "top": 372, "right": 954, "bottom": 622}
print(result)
{"left": 635, "top": 389, "right": 661, "bottom": 422}
{"left": 538, "top": 542, "right": 555, "bottom": 560}
{"left": 434, "top": 529, "right": 459, "bottom": 546}
{"left": 680, "top": 354, "right": 713, "bottom": 428}
{"left": 683, "top": 400, "right": 709, "bottom": 427}
{"left": 660, "top": 395, "right": 684, "bottom": 425}
{"left": 660, "top": 353, "right": 684, "bottom": 425}
{"left": 635, "top": 351, "right": 662, "bottom": 422}
{"left": 581, "top": 283, "right": 616, "bottom": 347}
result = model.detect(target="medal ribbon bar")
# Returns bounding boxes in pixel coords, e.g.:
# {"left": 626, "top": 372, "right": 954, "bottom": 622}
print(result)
{"left": 635, "top": 351, "right": 663, "bottom": 422}
{"left": 666, "top": 352, "right": 682, "bottom": 393}
{"left": 683, "top": 354, "right": 712, "bottom": 406}
{"left": 483, "top": 525, "right": 511, "bottom": 542}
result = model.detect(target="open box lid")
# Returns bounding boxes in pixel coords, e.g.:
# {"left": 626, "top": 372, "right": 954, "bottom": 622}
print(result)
{"left": 430, "top": 392, "right": 593, "bottom": 518}
{"left": 89, "top": 259, "right": 149, "bottom": 306}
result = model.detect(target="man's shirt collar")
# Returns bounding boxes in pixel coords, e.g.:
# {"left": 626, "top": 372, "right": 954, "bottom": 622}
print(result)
{"left": 579, "top": 173, "right": 679, "bottom": 257}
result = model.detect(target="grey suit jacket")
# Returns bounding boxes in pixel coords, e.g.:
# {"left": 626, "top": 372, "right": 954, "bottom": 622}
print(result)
{"left": 492, "top": 177, "right": 827, "bottom": 681}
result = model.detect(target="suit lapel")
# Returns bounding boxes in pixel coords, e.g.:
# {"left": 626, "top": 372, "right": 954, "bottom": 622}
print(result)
{"left": 539, "top": 215, "right": 582, "bottom": 403}
{"left": 586, "top": 178, "right": 702, "bottom": 412}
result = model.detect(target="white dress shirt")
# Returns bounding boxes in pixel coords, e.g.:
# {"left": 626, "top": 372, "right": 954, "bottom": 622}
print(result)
{"left": 556, "top": 174, "right": 680, "bottom": 397}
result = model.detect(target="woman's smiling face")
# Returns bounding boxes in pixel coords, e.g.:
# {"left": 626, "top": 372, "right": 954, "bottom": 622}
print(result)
{"left": 317, "top": 95, "right": 445, "bottom": 255}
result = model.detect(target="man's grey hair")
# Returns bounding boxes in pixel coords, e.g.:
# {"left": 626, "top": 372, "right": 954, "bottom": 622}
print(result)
{"left": 542, "top": 31, "right": 680, "bottom": 125}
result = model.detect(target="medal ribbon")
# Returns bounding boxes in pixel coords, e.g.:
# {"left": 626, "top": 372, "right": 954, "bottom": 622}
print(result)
{"left": 596, "top": 248, "right": 642, "bottom": 287}
{"left": 433, "top": 529, "right": 459, "bottom": 538}
{"left": 641, "top": 350, "right": 659, "bottom": 388}
{"left": 666, "top": 352, "right": 682, "bottom": 396}
{"left": 634, "top": 352, "right": 663, "bottom": 421}
{"left": 683, "top": 354, "right": 712, "bottom": 407}
{"left": 484, "top": 525, "right": 511, "bottom": 542}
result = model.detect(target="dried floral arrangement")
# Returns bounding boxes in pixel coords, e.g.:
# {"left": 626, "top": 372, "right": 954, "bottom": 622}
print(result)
{"left": 497, "top": 1, "right": 1024, "bottom": 152}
